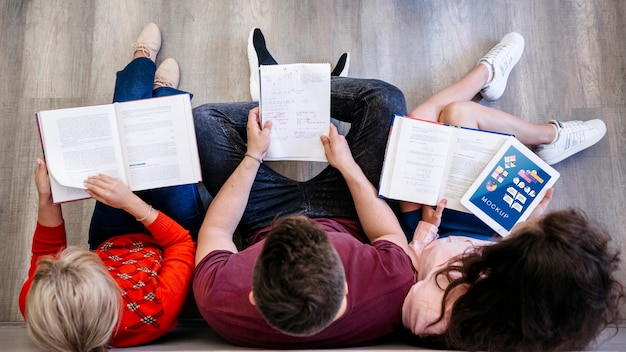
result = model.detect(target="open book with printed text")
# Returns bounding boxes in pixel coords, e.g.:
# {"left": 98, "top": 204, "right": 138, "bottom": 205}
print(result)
{"left": 36, "top": 94, "right": 202, "bottom": 203}
{"left": 378, "top": 116, "right": 511, "bottom": 212}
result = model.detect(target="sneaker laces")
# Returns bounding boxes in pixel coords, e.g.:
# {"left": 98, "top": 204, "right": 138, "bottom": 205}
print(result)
{"left": 482, "top": 43, "right": 515, "bottom": 78}
{"left": 153, "top": 75, "right": 175, "bottom": 89}
{"left": 132, "top": 43, "right": 157, "bottom": 59}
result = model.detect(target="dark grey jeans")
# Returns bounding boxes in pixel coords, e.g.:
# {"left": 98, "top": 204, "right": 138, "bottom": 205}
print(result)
{"left": 193, "top": 77, "right": 407, "bottom": 246}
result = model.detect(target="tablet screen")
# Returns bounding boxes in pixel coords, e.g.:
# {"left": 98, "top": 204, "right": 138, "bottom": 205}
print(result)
{"left": 461, "top": 138, "right": 559, "bottom": 236}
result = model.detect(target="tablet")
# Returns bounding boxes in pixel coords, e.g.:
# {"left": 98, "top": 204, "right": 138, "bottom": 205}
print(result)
{"left": 461, "top": 136, "right": 560, "bottom": 237}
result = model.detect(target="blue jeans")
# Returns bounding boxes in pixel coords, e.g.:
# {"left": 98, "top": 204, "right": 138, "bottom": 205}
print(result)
{"left": 88, "top": 57, "right": 204, "bottom": 249}
{"left": 193, "top": 77, "right": 407, "bottom": 246}
{"left": 399, "top": 208, "right": 500, "bottom": 242}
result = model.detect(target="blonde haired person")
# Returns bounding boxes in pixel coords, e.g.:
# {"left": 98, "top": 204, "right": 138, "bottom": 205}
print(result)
{"left": 26, "top": 248, "right": 120, "bottom": 352}
{"left": 19, "top": 23, "right": 203, "bottom": 351}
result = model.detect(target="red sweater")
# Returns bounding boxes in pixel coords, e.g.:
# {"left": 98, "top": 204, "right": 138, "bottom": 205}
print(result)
{"left": 19, "top": 212, "right": 195, "bottom": 348}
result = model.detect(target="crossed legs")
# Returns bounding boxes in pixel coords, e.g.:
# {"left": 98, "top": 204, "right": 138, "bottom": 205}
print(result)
{"left": 407, "top": 64, "right": 556, "bottom": 146}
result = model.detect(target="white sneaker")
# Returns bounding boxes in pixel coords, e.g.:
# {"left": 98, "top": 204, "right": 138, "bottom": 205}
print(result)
{"left": 534, "top": 119, "right": 607, "bottom": 165}
{"left": 479, "top": 32, "right": 524, "bottom": 101}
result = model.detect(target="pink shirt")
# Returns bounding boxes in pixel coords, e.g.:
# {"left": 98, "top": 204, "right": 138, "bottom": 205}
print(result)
{"left": 402, "top": 221, "right": 492, "bottom": 336}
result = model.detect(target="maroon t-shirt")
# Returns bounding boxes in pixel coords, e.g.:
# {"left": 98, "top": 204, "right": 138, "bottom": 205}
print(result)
{"left": 192, "top": 218, "right": 415, "bottom": 348}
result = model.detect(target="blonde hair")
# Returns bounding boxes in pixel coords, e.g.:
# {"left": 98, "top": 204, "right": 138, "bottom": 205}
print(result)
{"left": 26, "top": 246, "right": 122, "bottom": 352}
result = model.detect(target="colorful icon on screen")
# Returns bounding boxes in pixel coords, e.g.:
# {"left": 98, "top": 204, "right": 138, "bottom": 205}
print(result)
{"left": 504, "top": 154, "right": 516, "bottom": 168}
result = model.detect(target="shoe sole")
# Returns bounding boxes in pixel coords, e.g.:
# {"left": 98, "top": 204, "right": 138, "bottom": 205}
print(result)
{"left": 248, "top": 28, "right": 260, "bottom": 101}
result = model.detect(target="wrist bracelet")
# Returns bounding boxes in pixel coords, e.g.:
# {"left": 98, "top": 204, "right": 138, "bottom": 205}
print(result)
{"left": 244, "top": 153, "right": 263, "bottom": 164}
{"left": 136, "top": 205, "right": 153, "bottom": 222}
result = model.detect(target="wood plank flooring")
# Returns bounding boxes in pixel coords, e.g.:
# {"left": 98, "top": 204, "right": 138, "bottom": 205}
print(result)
{"left": 1, "top": 0, "right": 625, "bottom": 350}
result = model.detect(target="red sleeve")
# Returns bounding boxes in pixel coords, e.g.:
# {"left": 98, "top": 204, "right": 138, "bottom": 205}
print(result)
{"left": 144, "top": 211, "right": 195, "bottom": 315}
{"left": 19, "top": 222, "right": 67, "bottom": 317}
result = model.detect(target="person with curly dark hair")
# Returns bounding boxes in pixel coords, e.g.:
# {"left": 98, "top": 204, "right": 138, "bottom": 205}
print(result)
{"left": 403, "top": 205, "right": 624, "bottom": 351}
{"left": 399, "top": 32, "right": 624, "bottom": 351}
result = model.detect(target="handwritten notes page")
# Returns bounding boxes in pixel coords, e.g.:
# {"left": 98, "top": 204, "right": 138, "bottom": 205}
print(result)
{"left": 260, "top": 63, "right": 330, "bottom": 161}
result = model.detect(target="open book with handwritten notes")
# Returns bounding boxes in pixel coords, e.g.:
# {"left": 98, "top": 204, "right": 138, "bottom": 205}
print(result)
{"left": 259, "top": 63, "right": 330, "bottom": 161}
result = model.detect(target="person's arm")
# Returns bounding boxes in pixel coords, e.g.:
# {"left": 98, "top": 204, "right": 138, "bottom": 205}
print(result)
{"left": 527, "top": 188, "right": 554, "bottom": 220}
{"left": 84, "top": 170, "right": 198, "bottom": 330}
{"left": 195, "top": 107, "right": 272, "bottom": 265}
{"left": 407, "top": 198, "right": 446, "bottom": 269}
{"left": 35, "top": 158, "right": 63, "bottom": 227}
{"left": 321, "top": 124, "right": 408, "bottom": 253}
{"left": 83, "top": 173, "right": 159, "bottom": 225}
{"left": 20, "top": 159, "right": 67, "bottom": 316}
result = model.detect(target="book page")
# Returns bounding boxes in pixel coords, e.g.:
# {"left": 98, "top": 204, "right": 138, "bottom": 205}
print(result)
{"left": 115, "top": 94, "right": 201, "bottom": 191}
{"left": 260, "top": 63, "right": 330, "bottom": 161}
{"left": 378, "top": 117, "right": 452, "bottom": 205}
{"left": 441, "top": 128, "right": 510, "bottom": 212}
{"left": 48, "top": 177, "right": 90, "bottom": 203}
{"left": 37, "top": 104, "right": 127, "bottom": 191}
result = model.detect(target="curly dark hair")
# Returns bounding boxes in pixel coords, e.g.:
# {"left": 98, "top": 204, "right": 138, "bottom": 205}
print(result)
{"left": 430, "top": 208, "right": 624, "bottom": 352}
{"left": 251, "top": 215, "right": 346, "bottom": 336}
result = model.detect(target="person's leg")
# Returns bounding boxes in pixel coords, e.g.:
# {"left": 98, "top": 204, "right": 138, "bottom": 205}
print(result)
{"left": 430, "top": 70, "right": 605, "bottom": 166}
{"left": 193, "top": 78, "right": 406, "bottom": 245}
{"left": 194, "top": 101, "right": 302, "bottom": 245}
{"left": 93, "top": 58, "right": 202, "bottom": 248}
{"left": 408, "top": 64, "right": 488, "bottom": 122}
{"left": 302, "top": 77, "right": 407, "bottom": 218}
{"left": 112, "top": 57, "right": 156, "bottom": 103}
{"left": 401, "top": 33, "right": 524, "bottom": 213}
{"left": 112, "top": 22, "right": 161, "bottom": 103}
{"left": 400, "top": 63, "right": 492, "bottom": 214}
{"left": 151, "top": 57, "right": 194, "bottom": 99}
{"left": 147, "top": 184, "right": 204, "bottom": 241}
{"left": 248, "top": 27, "right": 352, "bottom": 101}
{"left": 147, "top": 58, "right": 203, "bottom": 240}
{"left": 408, "top": 31, "right": 525, "bottom": 121}
{"left": 194, "top": 100, "right": 318, "bottom": 246}
{"left": 399, "top": 208, "right": 498, "bottom": 242}
{"left": 438, "top": 101, "right": 556, "bottom": 145}
{"left": 90, "top": 58, "right": 158, "bottom": 248}
{"left": 193, "top": 102, "right": 259, "bottom": 196}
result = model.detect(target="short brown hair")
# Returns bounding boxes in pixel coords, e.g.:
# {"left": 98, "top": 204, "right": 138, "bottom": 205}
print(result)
{"left": 26, "top": 247, "right": 122, "bottom": 352}
{"left": 431, "top": 208, "right": 625, "bottom": 352}
{"left": 252, "top": 215, "right": 346, "bottom": 336}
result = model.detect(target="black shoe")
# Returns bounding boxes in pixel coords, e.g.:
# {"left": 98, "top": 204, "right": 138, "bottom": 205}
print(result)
{"left": 248, "top": 28, "right": 278, "bottom": 101}
{"left": 331, "top": 52, "right": 350, "bottom": 77}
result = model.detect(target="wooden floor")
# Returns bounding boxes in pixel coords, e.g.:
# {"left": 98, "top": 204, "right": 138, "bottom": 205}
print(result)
{"left": 2, "top": 0, "right": 626, "bottom": 350}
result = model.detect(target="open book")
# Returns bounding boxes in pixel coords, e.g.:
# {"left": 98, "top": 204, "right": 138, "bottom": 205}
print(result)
{"left": 36, "top": 94, "right": 202, "bottom": 203}
{"left": 461, "top": 137, "right": 559, "bottom": 237}
{"left": 378, "top": 116, "right": 511, "bottom": 212}
{"left": 259, "top": 63, "right": 330, "bottom": 161}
